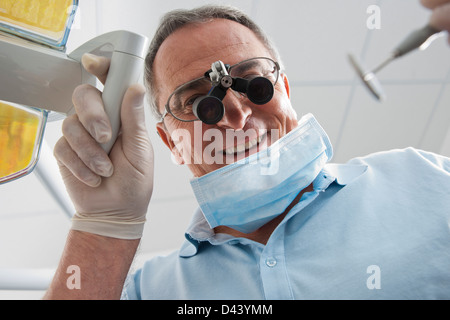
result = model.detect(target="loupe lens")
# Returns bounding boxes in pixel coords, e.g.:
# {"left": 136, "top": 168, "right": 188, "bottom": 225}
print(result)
{"left": 193, "top": 96, "right": 224, "bottom": 125}
{"left": 247, "top": 77, "right": 274, "bottom": 105}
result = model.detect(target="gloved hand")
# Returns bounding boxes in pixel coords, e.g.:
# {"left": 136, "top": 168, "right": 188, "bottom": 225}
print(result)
{"left": 421, "top": 0, "right": 450, "bottom": 44}
{"left": 54, "top": 53, "right": 154, "bottom": 240}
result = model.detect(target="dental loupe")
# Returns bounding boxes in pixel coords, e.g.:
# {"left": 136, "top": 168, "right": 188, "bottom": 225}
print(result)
{"left": 193, "top": 60, "right": 274, "bottom": 124}
{"left": 349, "top": 24, "right": 443, "bottom": 101}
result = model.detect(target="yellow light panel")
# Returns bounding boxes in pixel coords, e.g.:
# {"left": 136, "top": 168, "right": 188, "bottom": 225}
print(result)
{"left": 0, "top": 0, "right": 75, "bottom": 46}
{"left": 0, "top": 101, "right": 40, "bottom": 178}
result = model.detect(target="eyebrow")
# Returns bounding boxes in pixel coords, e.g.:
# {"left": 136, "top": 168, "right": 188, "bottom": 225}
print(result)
{"left": 170, "top": 77, "right": 211, "bottom": 109}
{"left": 174, "top": 77, "right": 210, "bottom": 96}
{"left": 230, "top": 60, "right": 263, "bottom": 76}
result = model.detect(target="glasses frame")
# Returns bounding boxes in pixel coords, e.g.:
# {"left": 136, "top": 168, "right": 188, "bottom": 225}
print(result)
{"left": 159, "top": 57, "right": 281, "bottom": 124}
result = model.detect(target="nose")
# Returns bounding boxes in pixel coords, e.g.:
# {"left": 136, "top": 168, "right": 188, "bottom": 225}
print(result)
{"left": 215, "top": 89, "right": 252, "bottom": 130}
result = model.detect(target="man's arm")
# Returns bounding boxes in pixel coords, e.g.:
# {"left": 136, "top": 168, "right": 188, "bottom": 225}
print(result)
{"left": 44, "top": 54, "right": 154, "bottom": 299}
{"left": 43, "top": 230, "right": 139, "bottom": 300}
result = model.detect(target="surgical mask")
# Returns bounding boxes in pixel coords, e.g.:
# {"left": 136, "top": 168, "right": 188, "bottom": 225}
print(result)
{"left": 190, "top": 113, "right": 333, "bottom": 233}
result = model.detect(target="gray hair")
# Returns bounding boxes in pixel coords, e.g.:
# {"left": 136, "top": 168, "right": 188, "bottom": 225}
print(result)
{"left": 144, "top": 5, "right": 283, "bottom": 119}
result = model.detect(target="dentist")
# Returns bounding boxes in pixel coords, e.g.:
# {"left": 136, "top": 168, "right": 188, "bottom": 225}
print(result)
{"left": 45, "top": 4, "right": 450, "bottom": 300}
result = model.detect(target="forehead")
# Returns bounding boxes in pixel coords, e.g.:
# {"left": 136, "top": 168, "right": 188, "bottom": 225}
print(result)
{"left": 153, "top": 18, "right": 270, "bottom": 110}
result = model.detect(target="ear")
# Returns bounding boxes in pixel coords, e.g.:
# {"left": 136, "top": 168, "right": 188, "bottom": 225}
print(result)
{"left": 156, "top": 122, "right": 185, "bottom": 165}
{"left": 281, "top": 73, "right": 290, "bottom": 99}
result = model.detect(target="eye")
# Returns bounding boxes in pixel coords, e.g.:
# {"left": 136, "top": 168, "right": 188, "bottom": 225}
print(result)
{"left": 184, "top": 94, "right": 202, "bottom": 107}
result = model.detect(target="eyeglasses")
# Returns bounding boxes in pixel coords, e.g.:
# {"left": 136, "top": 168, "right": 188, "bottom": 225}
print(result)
{"left": 160, "top": 57, "right": 280, "bottom": 124}
{"left": 0, "top": 101, "right": 48, "bottom": 184}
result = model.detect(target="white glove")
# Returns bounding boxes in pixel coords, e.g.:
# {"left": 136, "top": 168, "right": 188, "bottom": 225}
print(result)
{"left": 54, "top": 53, "right": 154, "bottom": 239}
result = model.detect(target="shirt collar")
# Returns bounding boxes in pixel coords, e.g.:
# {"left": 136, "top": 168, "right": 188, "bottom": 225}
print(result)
{"left": 323, "top": 163, "right": 367, "bottom": 186}
{"left": 179, "top": 162, "right": 367, "bottom": 258}
{"left": 180, "top": 207, "right": 236, "bottom": 258}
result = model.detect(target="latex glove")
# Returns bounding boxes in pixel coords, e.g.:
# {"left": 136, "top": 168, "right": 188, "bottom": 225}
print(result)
{"left": 54, "top": 53, "right": 154, "bottom": 239}
{"left": 421, "top": 0, "right": 450, "bottom": 44}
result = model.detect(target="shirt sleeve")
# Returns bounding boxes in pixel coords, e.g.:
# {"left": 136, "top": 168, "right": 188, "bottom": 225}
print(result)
{"left": 347, "top": 147, "right": 450, "bottom": 174}
{"left": 413, "top": 148, "right": 450, "bottom": 173}
{"left": 121, "top": 269, "right": 142, "bottom": 300}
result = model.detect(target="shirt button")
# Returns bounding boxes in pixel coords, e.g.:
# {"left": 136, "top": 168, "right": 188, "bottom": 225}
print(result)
{"left": 265, "top": 257, "right": 277, "bottom": 268}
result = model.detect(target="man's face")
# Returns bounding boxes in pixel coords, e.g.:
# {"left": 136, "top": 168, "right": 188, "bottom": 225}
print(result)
{"left": 154, "top": 19, "right": 298, "bottom": 177}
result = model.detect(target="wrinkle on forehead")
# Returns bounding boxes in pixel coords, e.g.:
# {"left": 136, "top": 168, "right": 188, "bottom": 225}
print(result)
{"left": 165, "top": 41, "right": 250, "bottom": 84}
{"left": 153, "top": 19, "right": 270, "bottom": 112}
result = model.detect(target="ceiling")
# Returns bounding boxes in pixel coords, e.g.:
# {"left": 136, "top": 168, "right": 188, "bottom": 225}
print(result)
{"left": 0, "top": 0, "right": 449, "bottom": 298}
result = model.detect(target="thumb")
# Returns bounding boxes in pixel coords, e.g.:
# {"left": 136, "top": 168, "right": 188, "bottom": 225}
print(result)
{"left": 420, "top": 0, "right": 450, "bottom": 9}
{"left": 119, "top": 84, "right": 154, "bottom": 173}
{"left": 429, "top": 3, "right": 450, "bottom": 44}
{"left": 81, "top": 53, "right": 111, "bottom": 85}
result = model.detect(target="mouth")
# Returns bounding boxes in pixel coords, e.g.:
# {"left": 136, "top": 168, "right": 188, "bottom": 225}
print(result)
{"left": 221, "top": 132, "right": 268, "bottom": 157}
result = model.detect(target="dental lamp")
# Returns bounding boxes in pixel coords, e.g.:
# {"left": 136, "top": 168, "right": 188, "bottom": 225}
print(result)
{"left": 0, "top": 1, "right": 149, "bottom": 184}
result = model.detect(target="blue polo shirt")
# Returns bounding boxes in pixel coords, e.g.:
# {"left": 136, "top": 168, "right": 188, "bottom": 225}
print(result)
{"left": 123, "top": 147, "right": 450, "bottom": 299}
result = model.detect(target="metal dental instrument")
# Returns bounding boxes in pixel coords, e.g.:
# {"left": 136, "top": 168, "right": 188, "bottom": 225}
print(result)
{"left": 348, "top": 24, "right": 442, "bottom": 101}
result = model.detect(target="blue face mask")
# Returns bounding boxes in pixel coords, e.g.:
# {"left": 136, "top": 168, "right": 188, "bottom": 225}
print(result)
{"left": 190, "top": 113, "right": 333, "bottom": 233}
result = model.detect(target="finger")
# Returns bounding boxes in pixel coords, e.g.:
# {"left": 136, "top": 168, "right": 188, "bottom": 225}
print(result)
{"left": 119, "top": 84, "right": 154, "bottom": 174}
{"left": 62, "top": 115, "right": 114, "bottom": 178}
{"left": 54, "top": 137, "right": 102, "bottom": 187}
{"left": 429, "top": 3, "right": 450, "bottom": 33}
{"left": 81, "top": 53, "right": 111, "bottom": 85}
{"left": 72, "top": 83, "right": 112, "bottom": 144}
{"left": 421, "top": 0, "right": 450, "bottom": 9}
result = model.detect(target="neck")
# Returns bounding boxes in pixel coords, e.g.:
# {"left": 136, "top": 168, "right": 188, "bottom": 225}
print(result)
{"left": 214, "top": 183, "right": 314, "bottom": 245}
